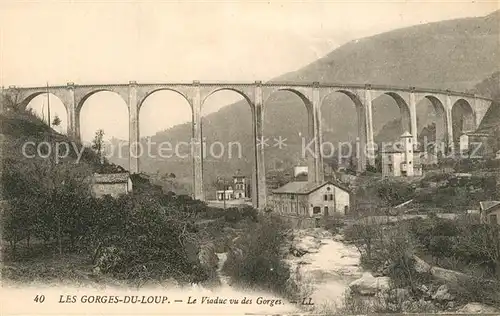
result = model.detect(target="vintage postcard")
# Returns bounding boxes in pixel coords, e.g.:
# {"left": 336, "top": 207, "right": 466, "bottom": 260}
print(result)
{"left": 1, "top": 1, "right": 500, "bottom": 315}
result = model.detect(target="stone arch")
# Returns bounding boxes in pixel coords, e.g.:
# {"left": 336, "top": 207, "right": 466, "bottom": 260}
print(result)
{"left": 418, "top": 95, "right": 447, "bottom": 115}
{"left": 371, "top": 91, "right": 411, "bottom": 136}
{"left": 319, "top": 89, "right": 366, "bottom": 173}
{"left": 263, "top": 87, "right": 314, "bottom": 145}
{"left": 384, "top": 92, "right": 411, "bottom": 130}
{"left": 320, "top": 89, "right": 364, "bottom": 109}
{"left": 452, "top": 98, "right": 475, "bottom": 135}
{"left": 76, "top": 89, "right": 128, "bottom": 114}
{"left": 199, "top": 87, "right": 254, "bottom": 202}
{"left": 19, "top": 91, "right": 69, "bottom": 133}
{"left": 138, "top": 88, "right": 193, "bottom": 113}
{"left": 76, "top": 89, "right": 129, "bottom": 142}
{"left": 262, "top": 87, "right": 315, "bottom": 182}
{"left": 16, "top": 89, "right": 69, "bottom": 112}
{"left": 264, "top": 87, "right": 313, "bottom": 113}
{"left": 201, "top": 87, "right": 253, "bottom": 110}
{"left": 416, "top": 95, "right": 448, "bottom": 153}
{"left": 137, "top": 88, "right": 195, "bottom": 194}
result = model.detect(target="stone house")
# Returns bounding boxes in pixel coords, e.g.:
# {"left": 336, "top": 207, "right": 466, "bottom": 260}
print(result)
{"left": 269, "top": 180, "right": 350, "bottom": 217}
{"left": 91, "top": 172, "right": 133, "bottom": 198}
{"left": 381, "top": 132, "right": 423, "bottom": 177}
{"left": 479, "top": 201, "right": 500, "bottom": 224}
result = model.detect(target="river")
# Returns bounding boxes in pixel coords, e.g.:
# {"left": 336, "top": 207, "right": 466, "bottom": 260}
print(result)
{"left": 204, "top": 228, "right": 364, "bottom": 314}
{"left": 285, "top": 229, "right": 364, "bottom": 312}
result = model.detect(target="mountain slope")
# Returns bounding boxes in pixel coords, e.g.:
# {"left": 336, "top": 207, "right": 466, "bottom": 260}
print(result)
{"left": 109, "top": 11, "right": 500, "bottom": 193}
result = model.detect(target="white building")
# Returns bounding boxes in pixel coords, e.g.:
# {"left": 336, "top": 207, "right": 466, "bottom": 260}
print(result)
{"left": 381, "top": 132, "right": 423, "bottom": 177}
{"left": 216, "top": 188, "right": 234, "bottom": 201}
{"left": 479, "top": 201, "right": 500, "bottom": 225}
{"left": 269, "top": 181, "right": 351, "bottom": 217}
{"left": 91, "top": 172, "right": 133, "bottom": 198}
{"left": 293, "top": 165, "right": 308, "bottom": 178}
{"left": 232, "top": 171, "right": 250, "bottom": 199}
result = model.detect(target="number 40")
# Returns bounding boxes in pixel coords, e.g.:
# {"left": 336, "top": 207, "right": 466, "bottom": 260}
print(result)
{"left": 34, "top": 295, "right": 45, "bottom": 303}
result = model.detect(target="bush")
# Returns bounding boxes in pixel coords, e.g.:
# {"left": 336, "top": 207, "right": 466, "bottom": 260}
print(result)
{"left": 223, "top": 207, "right": 258, "bottom": 224}
{"left": 324, "top": 216, "right": 345, "bottom": 234}
{"left": 222, "top": 214, "right": 294, "bottom": 298}
{"left": 456, "top": 275, "right": 500, "bottom": 306}
{"left": 376, "top": 179, "right": 415, "bottom": 206}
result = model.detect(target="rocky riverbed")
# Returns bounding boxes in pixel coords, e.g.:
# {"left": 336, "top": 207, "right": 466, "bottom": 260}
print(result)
{"left": 202, "top": 227, "right": 500, "bottom": 315}
{"left": 286, "top": 228, "right": 365, "bottom": 312}
{"left": 285, "top": 228, "right": 500, "bottom": 314}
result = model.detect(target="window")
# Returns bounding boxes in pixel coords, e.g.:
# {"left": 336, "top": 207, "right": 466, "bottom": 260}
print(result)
{"left": 324, "top": 194, "right": 328, "bottom": 201}
{"left": 326, "top": 187, "right": 331, "bottom": 191}
{"left": 329, "top": 194, "right": 333, "bottom": 200}
{"left": 313, "top": 206, "right": 321, "bottom": 214}
{"left": 324, "top": 206, "right": 329, "bottom": 216}
{"left": 291, "top": 194, "right": 295, "bottom": 200}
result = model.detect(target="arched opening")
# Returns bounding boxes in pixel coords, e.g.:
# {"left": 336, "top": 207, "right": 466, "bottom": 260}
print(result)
{"left": 452, "top": 99, "right": 475, "bottom": 143}
{"left": 263, "top": 89, "right": 312, "bottom": 192}
{"left": 371, "top": 93, "right": 411, "bottom": 172}
{"left": 78, "top": 91, "right": 129, "bottom": 169}
{"left": 320, "top": 90, "right": 364, "bottom": 176}
{"left": 201, "top": 89, "right": 252, "bottom": 203}
{"left": 415, "top": 95, "right": 447, "bottom": 158}
{"left": 24, "top": 92, "right": 68, "bottom": 135}
{"left": 139, "top": 89, "right": 193, "bottom": 196}
{"left": 372, "top": 93, "right": 411, "bottom": 143}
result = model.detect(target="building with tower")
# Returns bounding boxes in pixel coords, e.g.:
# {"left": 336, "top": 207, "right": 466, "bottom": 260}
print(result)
{"left": 215, "top": 170, "right": 250, "bottom": 201}
{"left": 232, "top": 170, "right": 250, "bottom": 199}
{"left": 381, "top": 132, "right": 423, "bottom": 177}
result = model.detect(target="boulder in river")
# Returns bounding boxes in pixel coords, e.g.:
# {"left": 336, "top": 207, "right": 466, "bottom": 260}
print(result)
{"left": 349, "top": 272, "right": 391, "bottom": 295}
{"left": 413, "top": 255, "right": 431, "bottom": 274}
{"left": 431, "top": 284, "right": 455, "bottom": 301}
{"left": 456, "top": 302, "right": 499, "bottom": 314}
{"left": 290, "top": 235, "right": 321, "bottom": 256}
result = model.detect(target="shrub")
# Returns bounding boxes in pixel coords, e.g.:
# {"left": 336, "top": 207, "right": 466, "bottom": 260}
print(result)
{"left": 223, "top": 207, "right": 258, "bottom": 224}
{"left": 222, "top": 214, "right": 294, "bottom": 297}
{"left": 456, "top": 275, "right": 500, "bottom": 306}
{"left": 344, "top": 223, "right": 381, "bottom": 266}
{"left": 324, "top": 217, "right": 345, "bottom": 234}
{"left": 376, "top": 179, "right": 415, "bottom": 206}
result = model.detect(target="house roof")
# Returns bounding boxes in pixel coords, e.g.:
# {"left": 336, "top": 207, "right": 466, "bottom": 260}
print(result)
{"left": 272, "top": 180, "right": 349, "bottom": 195}
{"left": 465, "top": 132, "right": 491, "bottom": 137}
{"left": 401, "top": 131, "right": 412, "bottom": 138}
{"left": 480, "top": 201, "right": 500, "bottom": 213}
{"left": 93, "top": 172, "right": 130, "bottom": 184}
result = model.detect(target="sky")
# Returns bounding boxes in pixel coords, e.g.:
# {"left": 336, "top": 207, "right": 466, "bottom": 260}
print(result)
{"left": 0, "top": 0, "right": 497, "bottom": 142}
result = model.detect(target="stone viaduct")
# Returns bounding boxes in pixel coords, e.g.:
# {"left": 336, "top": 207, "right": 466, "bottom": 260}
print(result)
{"left": 3, "top": 81, "right": 493, "bottom": 209}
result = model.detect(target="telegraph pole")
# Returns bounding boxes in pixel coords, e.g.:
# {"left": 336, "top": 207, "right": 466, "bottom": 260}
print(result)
{"left": 46, "top": 82, "right": 51, "bottom": 128}
{"left": 46, "top": 82, "right": 61, "bottom": 255}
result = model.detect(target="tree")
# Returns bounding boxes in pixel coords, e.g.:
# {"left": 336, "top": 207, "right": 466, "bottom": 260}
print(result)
{"left": 487, "top": 126, "right": 500, "bottom": 154}
{"left": 92, "top": 129, "right": 105, "bottom": 164}
{"left": 373, "top": 155, "right": 382, "bottom": 173}
{"left": 52, "top": 115, "right": 61, "bottom": 127}
{"left": 344, "top": 223, "right": 380, "bottom": 263}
